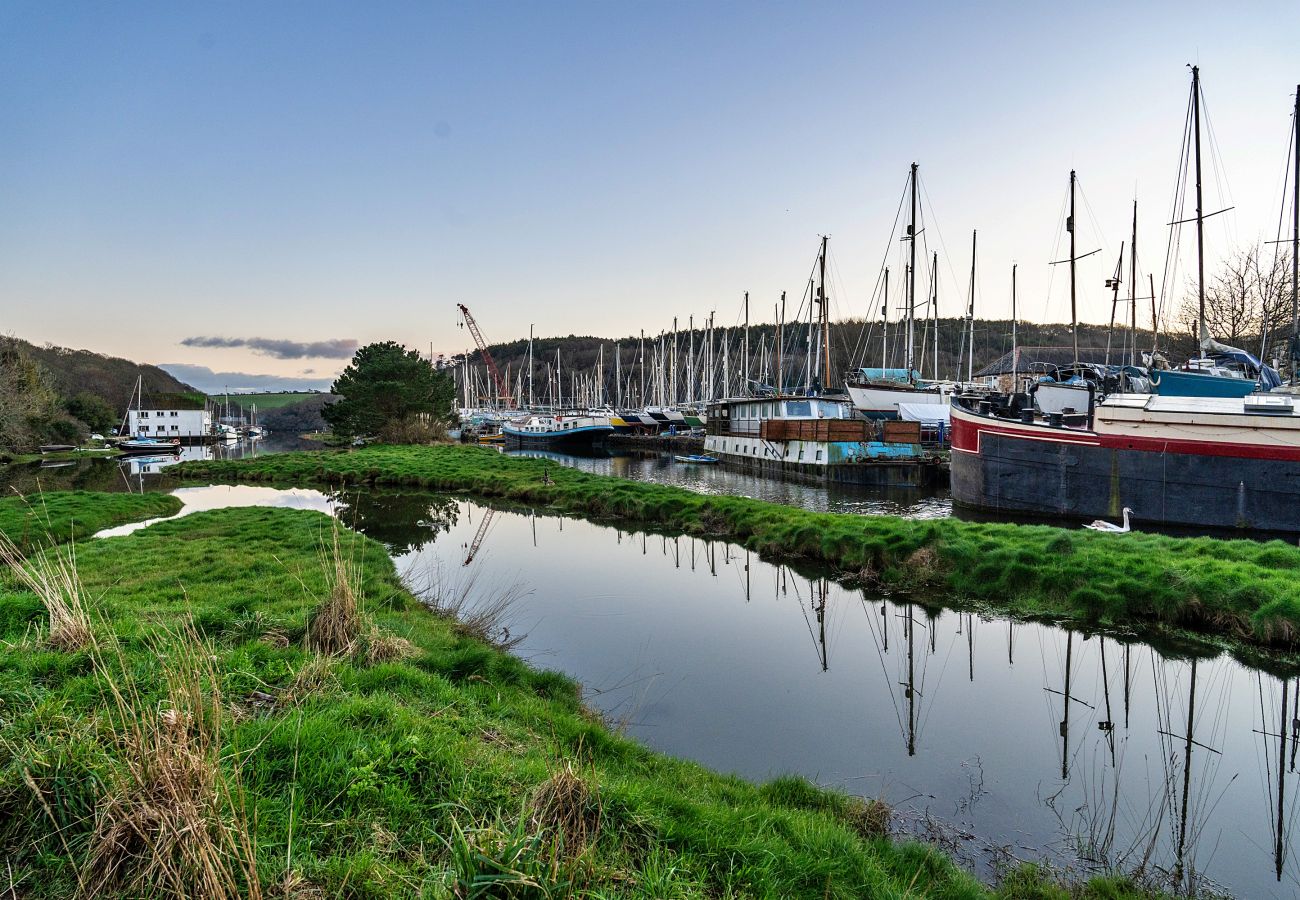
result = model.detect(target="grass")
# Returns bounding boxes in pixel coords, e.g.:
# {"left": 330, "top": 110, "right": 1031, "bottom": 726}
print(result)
{"left": 0, "top": 498, "right": 1160, "bottom": 898}
{"left": 218, "top": 391, "right": 329, "bottom": 410}
{"left": 0, "top": 490, "right": 181, "bottom": 554}
{"left": 175, "top": 444, "right": 1300, "bottom": 651}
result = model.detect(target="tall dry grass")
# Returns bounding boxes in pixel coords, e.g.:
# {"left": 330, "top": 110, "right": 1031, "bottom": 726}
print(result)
{"left": 86, "top": 621, "right": 262, "bottom": 899}
{"left": 0, "top": 529, "right": 93, "bottom": 651}
{"left": 304, "top": 523, "right": 364, "bottom": 656}
{"left": 403, "top": 559, "right": 529, "bottom": 650}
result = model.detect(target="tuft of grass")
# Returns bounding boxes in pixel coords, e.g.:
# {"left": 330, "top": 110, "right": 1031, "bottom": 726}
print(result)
{"left": 529, "top": 760, "right": 602, "bottom": 858}
{"left": 0, "top": 529, "right": 93, "bottom": 651}
{"left": 303, "top": 525, "right": 363, "bottom": 656}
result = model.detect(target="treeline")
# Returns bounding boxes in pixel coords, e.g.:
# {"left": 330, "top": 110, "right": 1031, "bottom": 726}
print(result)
{"left": 0, "top": 337, "right": 200, "bottom": 452}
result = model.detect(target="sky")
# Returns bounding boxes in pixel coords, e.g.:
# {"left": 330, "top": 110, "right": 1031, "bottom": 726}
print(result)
{"left": 0, "top": 1, "right": 1296, "bottom": 391}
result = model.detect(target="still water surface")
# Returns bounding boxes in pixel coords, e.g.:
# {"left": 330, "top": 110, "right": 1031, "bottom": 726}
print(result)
{"left": 80, "top": 482, "right": 1300, "bottom": 898}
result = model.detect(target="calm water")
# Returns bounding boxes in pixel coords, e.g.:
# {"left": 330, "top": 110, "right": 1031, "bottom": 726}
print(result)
{"left": 83, "top": 484, "right": 1300, "bottom": 898}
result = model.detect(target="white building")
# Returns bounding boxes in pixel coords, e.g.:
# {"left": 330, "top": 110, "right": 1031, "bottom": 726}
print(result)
{"left": 126, "top": 408, "right": 212, "bottom": 443}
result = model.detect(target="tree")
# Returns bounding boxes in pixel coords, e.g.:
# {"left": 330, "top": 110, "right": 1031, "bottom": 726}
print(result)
{"left": 322, "top": 342, "right": 455, "bottom": 441}
{"left": 66, "top": 391, "right": 117, "bottom": 434}
{"left": 1174, "top": 243, "right": 1294, "bottom": 363}
{"left": 0, "top": 338, "right": 65, "bottom": 452}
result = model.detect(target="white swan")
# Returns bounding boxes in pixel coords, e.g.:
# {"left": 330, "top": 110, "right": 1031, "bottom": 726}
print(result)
{"left": 1083, "top": 507, "right": 1133, "bottom": 533}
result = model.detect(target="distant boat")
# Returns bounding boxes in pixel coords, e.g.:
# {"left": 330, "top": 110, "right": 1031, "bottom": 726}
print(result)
{"left": 674, "top": 454, "right": 718, "bottom": 464}
{"left": 38, "top": 444, "right": 77, "bottom": 453}
{"left": 117, "top": 438, "right": 182, "bottom": 456}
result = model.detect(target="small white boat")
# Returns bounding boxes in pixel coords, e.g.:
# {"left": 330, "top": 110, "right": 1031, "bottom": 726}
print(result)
{"left": 674, "top": 454, "right": 718, "bottom": 464}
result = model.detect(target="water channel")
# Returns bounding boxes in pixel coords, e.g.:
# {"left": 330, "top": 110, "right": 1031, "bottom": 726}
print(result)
{"left": 4, "top": 446, "right": 1298, "bottom": 896}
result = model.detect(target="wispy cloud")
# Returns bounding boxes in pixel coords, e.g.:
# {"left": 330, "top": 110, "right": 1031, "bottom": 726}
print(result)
{"left": 159, "top": 364, "right": 336, "bottom": 394}
{"left": 180, "top": 335, "right": 357, "bottom": 359}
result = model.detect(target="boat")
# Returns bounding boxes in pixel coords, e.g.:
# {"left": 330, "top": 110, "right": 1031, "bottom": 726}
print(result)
{"left": 845, "top": 163, "right": 945, "bottom": 418}
{"left": 673, "top": 454, "right": 718, "bottom": 464}
{"left": 501, "top": 412, "right": 613, "bottom": 448}
{"left": 117, "top": 438, "right": 182, "bottom": 456}
{"left": 38, "top": 444, "right": 77, "bottom": 453}
{"left": 949, "top": 68, "right": 1300, "bottom": 532}
{"left": 950, "top": 390, "right": 1300, "bottom": 532}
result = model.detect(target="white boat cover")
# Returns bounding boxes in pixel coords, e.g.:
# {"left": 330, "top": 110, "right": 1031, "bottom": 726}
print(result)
{"left": 897, "top": 402, "right": 951, "bottom": 424}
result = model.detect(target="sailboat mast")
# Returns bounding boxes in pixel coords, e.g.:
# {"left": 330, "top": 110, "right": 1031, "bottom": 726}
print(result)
{"left": 805, "top": 277, "right": 813, "bottom": 392}
{"left": 1193, "top": 65, "right": 1207, "bottom": 350}
{"left": 687, "top": 316, "right": 694, "bottom": 404}
{"left": 1069, "top": 170, "right": 1080, "bottom": 363}
{"left": 1130, "top": 200, "right": 1139, "bottom": 367}
{"left": 967, "top": 230, "right": 977, "bottom": 383}
{"left": 932, "top": 252, "right": 939, "bottom": 383}
{"left": 1011, "top": 263, "right": 1018, "bottom": 382}
{"left": 907, "top": 163, "right": 918, "bottom": 380}
{"left": 777, "top": 292, "right": 786, "bottom": 395}
{"left": 1292, "top": 84, "right": 1299, "bottom": 383}
{"left": 881, "top": 267, "right": 889, "bottom": 369}
{"left": 528, "top": 325, "right": 534, "bottom": 408}
{"left": 820, "top": 236, "right": 831, "bottom": 390}
{"left": 743, "top": 293, "right": 749, "bottom": 396}
{"left": 671, "top": 318, "right": 678, "bottom": 405}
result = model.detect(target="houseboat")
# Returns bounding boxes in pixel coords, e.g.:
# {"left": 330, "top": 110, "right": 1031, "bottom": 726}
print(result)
{"left": 501, "top": 411, "right": 614, "bottom": 448}
{"left": 704, "top": 396, "right": 937, "bottom": 486}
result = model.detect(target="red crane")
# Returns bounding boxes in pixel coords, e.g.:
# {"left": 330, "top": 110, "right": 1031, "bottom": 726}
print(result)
{"left": 457, "top": 303, "right": 513, "bottom": 407}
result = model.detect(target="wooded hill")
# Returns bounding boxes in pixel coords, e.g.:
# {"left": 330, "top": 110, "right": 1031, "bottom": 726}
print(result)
{"left": 10, "top": 337, "right": 201, "bottom": 410}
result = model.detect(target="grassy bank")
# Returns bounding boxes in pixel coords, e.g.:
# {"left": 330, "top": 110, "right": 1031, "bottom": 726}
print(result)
{"left": 176, "top": 444, "right": 1300, "bottom": 650}
{"left": 0, "top": 499, "right": 1145, "bottom": 898}
{"left": 0, "top": 490, "right": 180, "bottom": 553}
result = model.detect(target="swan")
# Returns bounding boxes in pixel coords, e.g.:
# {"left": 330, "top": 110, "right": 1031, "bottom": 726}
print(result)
{"left": 1083, "top": 507, "right": 1133, "bottom": 533}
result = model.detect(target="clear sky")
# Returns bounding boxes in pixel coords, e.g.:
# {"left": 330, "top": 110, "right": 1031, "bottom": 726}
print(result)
{"left": 1, "top": 1, "right": 1295, "bottom": 390}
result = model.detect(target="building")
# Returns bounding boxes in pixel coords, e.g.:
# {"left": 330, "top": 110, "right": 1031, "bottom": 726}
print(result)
{"left": 126, "top": 408, "right": 212, "bottom": 444}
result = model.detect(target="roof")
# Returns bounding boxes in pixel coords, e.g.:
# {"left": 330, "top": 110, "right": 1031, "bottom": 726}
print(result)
{"left": 974, "top": 346, "right": 1118, "bottom": 378}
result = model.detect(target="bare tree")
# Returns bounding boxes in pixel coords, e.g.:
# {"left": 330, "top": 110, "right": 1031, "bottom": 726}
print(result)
{"left": 1174, "top": 243, "right": 1294, "bottom": 363}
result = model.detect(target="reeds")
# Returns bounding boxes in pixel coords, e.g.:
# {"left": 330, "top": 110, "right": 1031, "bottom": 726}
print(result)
{"left": 86, "top": 622, "right": 261, "bottom": 899}
{"left": 304, "top": 523, "right": 363, "bottom": 656}
{"left": 404, "top": 559, "right": 529, "bottom": 651}
{"left": 0, "top": 529, "right": 93, "bottom": 651}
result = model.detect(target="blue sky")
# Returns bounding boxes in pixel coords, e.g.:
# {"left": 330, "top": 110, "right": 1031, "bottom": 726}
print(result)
{"left": 0, "top": 1, "right": 1295, "bottom": 389}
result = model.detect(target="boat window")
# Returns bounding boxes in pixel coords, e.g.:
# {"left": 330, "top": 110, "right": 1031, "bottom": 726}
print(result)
{"left": 787, "top": 400, "right": 811, "bottom": 417}
{"left": 816, "top": 450, "right": 823, "bottom": 462}
{"left": 798, "top": 448, "right": 804, "bottom": 460}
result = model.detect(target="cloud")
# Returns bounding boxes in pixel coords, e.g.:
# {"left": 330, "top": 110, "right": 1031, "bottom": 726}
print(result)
{"left": 159, "top": 364, "right": 336, "bottom": 395}
{"left": 180, "top": 335, "right": 358, "bottom": 359}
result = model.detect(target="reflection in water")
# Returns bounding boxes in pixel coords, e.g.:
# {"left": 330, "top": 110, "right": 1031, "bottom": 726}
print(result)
{"left": 506, "top": 447, "right": 952, "bottom": 517}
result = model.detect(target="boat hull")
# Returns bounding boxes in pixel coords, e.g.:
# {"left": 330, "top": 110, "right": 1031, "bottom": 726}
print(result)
{"left": 950, "top": 402, "right": 1300, "bottom": 532}
{"left": 1153, "top": 369, "right": 1259, "bottom": 398}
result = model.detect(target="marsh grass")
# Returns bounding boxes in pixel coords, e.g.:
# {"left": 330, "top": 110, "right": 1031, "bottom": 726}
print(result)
{"left": 405, "top": 558, "right": 530, "bottom": 651}
{"left": 0, "top": 528, "right": 93, "bottom": 651}
{"left": 87, "top": 622, "right": 261, "bottom": 899}
{"left": 303, "top": 523, "right": 364, "bottom": 656}
{"left": 528, "top": 760, "right": 602, "bottom": 859}
{"left": 0, "top": 489, "right": 181, "bottom": 554}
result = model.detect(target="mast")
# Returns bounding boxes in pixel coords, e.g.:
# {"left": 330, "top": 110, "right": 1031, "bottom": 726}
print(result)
{"left": 1105, "top": 243, "right": 1124, "bottom": 365}
{"left": 777, "top": 292, "right": 785, "bottom": 395}
{"left": 1130, "top": 200, "right": 1139, "bottom": 367}
{"left": 672, "top": 317, "right": 678, "bottom": 404}
{"left": 528, "top": 325, "right": 534, "bottom": 408}
{"left": 615, "top": 344, "right": 622, "bottom": 408}
{"left": 743, "top": 292, "right": 749, "bottom": 395}
{"left": 805, "top": 277, "right": 813, "bottom": 393}
{"left": 1292, "top": 84, "right": 1299, "bottom": 383}
{"left": 1192, "top": 65, "right": 1208, "bottom": 351}
{"left": 967, "top": 230, "right": 977, "bottom": 383}
{"left": 907, "top": 162, "right": 918, "bottom": 380}
{"left": 881, "top": 267, "right": 889, "bottom": 369}
{"left": 687, "top": 316, "right": 694, "bottom": 404}
{"left": 819, "top": 236, "right": 831, "bottom": 390}
{"left": 639, "top": 330, "right": 646, "bottom": 407}
{"left": 932, "top": 252, "right": 940, "bottom": 382}
{"left": 1069, "top": 170, "right": 1080, "bottom": 363}
{"left": 1011, "top": 264, "right": 1018, "bottom": 381}
{"left": 598, "top": 344, "right": 604, "bottom": 407}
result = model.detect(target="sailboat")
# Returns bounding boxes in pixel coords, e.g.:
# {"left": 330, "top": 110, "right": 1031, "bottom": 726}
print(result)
{"left": 1153, "top": 66, "right": 1283, "bottom": 397}
{"left": 950, "top": 71, "right": 1300, "bottom": 532}
{"left": 845, "top": 163, "right": 948, "bottom": 418}
{"left": 116, "top": 376, "right": 182, "bottom": 455}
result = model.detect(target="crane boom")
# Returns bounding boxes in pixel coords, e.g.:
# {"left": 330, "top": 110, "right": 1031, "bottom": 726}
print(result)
{"left": 457, "top": 303, "right": 513, "bottom": 406}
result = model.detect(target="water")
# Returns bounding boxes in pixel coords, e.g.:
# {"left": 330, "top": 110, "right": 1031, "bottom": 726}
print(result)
{"left": 82, "top": 483, "right": 1300, "bottom": 898}
{"left": 505, "top": 447, "right": 952, "bottom": 517}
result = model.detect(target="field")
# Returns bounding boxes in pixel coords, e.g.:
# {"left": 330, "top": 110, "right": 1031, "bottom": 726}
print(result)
{"left": 175, "top": 443, "right": 1300, "bottom": 654}
{"left": 219, "top": 391, "right": 332, "bottom": 411}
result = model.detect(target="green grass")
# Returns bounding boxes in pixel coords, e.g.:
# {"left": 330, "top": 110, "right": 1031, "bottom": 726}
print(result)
{"left": 0, "top": 501, "right": 1159, "bottom": 898}
{"left": 174, "top": 444, "right": 1300, "bottom": 651}
{"left": 216, "top": 391, "right": 330, "bottom": 410}
{"left": 0, "top": 491, "right": 181, "bottom": 554}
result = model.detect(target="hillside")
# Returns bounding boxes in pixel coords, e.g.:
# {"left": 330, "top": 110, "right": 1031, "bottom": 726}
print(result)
{"left": 10, "top": 337, "right": 201, "bottom": 411}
